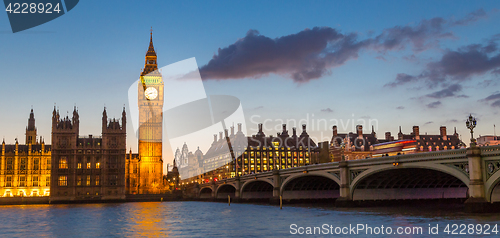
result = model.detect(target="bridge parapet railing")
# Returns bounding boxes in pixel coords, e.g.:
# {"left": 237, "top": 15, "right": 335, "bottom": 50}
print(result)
{"left": 480, "top": 145, "right": 500, "bottom": 157}
{"left": 346, "top": 149, "right": 467, "bottom": 168}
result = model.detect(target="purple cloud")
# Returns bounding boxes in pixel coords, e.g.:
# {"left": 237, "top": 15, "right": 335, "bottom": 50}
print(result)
{"left": 320, "top": 108, "right": 334, "bottom": 113}
{"left": 385, "top": 73, "right": 419, "bottom": 87}
{"left": 426, "top": 84, "right": 463, "bottom": 98}
{"left": 387, "top": 40, "right": 500, "bottom": 90}
{"left": 200, "top": 9, "right": 489, "bottom": 83}
{"left": 451, "top": 9, "right": 487, "bottom": 26}
{"left": 396, "top": 106, "right": 405, "bottom": 110}
{"left": 482, "top": 92, "right": 500, "bottom": 108}
{"left": 426, "top": 101, "right": 442, "bottom": 108}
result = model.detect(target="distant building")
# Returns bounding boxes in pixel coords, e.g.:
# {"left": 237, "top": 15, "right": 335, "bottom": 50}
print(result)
{"left": 195, "top": 123, "right": 319, "bottom": 182}
{"left": 0, "top": 109, "right": 51, "bottom": 197}
{"left": 165, "top": 159, "right": 179, "bottom": 189}
{"left": 50, "top": 107, "right": 126, "bottom": 202}
{"left": 477, "top": 135, "right": 500, "bottom": 146}
{"left": 330, "top": 125, "right": 380, "bottom": 161}
{"left": 329, "top": 125, "right": 464, "bottom": 161}
{"left": 396, "top": 126, "right": 463, "bottom": 152}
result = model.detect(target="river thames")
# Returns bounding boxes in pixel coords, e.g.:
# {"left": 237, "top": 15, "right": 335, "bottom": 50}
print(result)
{"left": 1, "top": 202, "right": 499, "bottom": 237}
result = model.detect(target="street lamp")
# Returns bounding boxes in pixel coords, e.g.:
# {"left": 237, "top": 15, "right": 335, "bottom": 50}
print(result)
{"left": 466, "top": 114, "right": 477, "bottom": 146}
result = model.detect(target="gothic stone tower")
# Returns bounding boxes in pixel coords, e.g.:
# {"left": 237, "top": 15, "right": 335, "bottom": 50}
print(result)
{"left": 138, "top": 30, "right": 164, "bottom": 193}
{"left": 26, "top": 108, "right": 37, "bottom": 144}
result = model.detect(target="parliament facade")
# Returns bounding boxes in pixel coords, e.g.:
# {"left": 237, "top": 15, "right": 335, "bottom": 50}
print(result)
{"left": 0, "top": 109, "right": 51, "bottom": 198}
{"left": 0, "top": 107, "right": 128, "bottom": 202}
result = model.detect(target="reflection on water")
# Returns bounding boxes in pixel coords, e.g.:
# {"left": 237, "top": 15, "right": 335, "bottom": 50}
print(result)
{"left": 0, "top": 202, "right": 499, "bottom": 237}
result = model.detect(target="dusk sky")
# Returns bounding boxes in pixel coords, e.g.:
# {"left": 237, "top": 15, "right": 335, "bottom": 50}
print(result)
{"left": 1, "top": 1, "right": 500, "bottom": 171}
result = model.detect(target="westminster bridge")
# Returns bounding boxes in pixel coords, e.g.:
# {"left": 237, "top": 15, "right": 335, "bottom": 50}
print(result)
{"left": 185, "top": 145, "right": 500, "bottom": 212}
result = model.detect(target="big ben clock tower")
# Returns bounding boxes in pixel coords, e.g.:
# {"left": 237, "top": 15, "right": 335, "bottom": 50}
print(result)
{"left": 138, "top": 29, "right": 164, "bottom": 194}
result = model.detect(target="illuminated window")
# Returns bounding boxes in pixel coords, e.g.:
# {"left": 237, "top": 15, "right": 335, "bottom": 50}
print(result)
{"left": 46, "top": 176, "right": 50, "bottom": 186}
{"left": 58, "top": 176, "right": 67, "bottom": 186}
{"left": 59, "top": 158, "right": 68, "bottom": 169}
{"left": 86, "top": 175, "right": 91, "bottom": 186}
{"left": 6, "top": 176, "right": 12, "bottom": 187}
{"left": 33, "top": 159, "right": 40, "bottom": 170}
{"left": 20, "top": 158, "right": 27, "bottom": 171}
{"left": 33, "top": 176, "right": 39, "bottom": 186}
{"left": 46, "top": 158, "right": 51, "bottom": 170}
{"left": 6, "top": 158, "right": 13, "bottom": 170}
{"left": 77, "top": 176, "right": 82, "bottom": 186}
{"left": 77, "top": 163, "right": 82, "bottom": 169}
{"left": 19, "top": 176, "right": 26, "bottom": 187}
{"left": 287, "top": 151, "right": 291, "bottom": 157}
{"left": 87, "top": 162, "right": 91, "bottom": 169}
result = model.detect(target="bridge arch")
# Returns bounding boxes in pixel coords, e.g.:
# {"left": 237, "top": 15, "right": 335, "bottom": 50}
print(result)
{"left": 485, "top": 170, "right": 500, "bottom": 203}
{"left": 240, "top": 179, "right": 274, "bottom": 200}
{"left": 215, "top": 184, "right": 237, "bottom": 199}
{"left": 350, "top": 164, "right": 469, "bottom": 201}
{"left": 198, "top": 187, "right": 213, "bottom": 199}
{"left": 280, "top": 172, "right": 340, "bottom": 200}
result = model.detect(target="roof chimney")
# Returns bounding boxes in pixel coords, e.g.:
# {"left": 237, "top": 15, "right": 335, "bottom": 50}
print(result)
{"left": 413, "top": 126, "right": 420, "bottom": 140}
{"left": 238, "top": 123, "right": 242, "bottom": 132}
{"left": 385, "top": 132, "right": 392, "bottom": 141}
{"left": 440, "top": 126, "right": 447, "bottom": 140}
{"left": 332, "top": 125, "right": 338, "bottom": 137}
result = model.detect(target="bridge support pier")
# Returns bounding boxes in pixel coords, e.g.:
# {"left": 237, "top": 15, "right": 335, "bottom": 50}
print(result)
{"left": 270, "top": 169, "right": 282, "bottom": 205}
{"left": 464, "top": 146, "right": 489, "bottom": 213}
{"left": 234, "top": 176, "right": 241, "bottom": 203}
{"left": 335, "top": 160, "right": 356, "bottom": 207}
{"left": 211, "top": 181, "right": 217, "bottom": 201}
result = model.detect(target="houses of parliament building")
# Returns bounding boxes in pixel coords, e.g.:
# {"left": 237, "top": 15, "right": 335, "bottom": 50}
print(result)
{"left": 0, "top": 31, "right": 169, "bottom": 201}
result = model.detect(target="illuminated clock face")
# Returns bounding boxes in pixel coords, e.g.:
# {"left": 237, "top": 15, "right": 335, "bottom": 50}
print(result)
{"left": 145, "top": 87, "right": 158, "bottom": 100}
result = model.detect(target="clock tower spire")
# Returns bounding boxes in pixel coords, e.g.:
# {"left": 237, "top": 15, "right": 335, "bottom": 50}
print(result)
{"left": 141, "top": 28, "right": 159, "bottom": 76}
{"left": 137, "top": 29, "right": 164, "bottom": 194}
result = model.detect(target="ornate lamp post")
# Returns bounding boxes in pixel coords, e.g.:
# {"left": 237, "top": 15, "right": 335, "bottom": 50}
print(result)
{"left": 466, "top": 114, "right": 477, "bottom": 147}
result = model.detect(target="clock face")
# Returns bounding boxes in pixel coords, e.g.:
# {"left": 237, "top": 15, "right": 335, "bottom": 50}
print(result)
{"left": 145, "top": 87, "right": 158, "bottom": 100}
